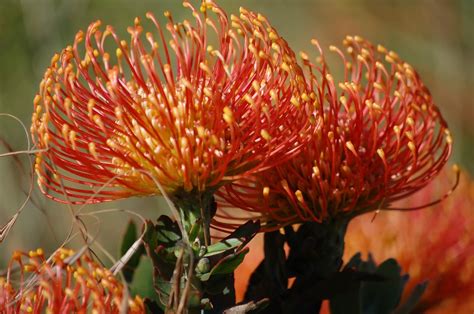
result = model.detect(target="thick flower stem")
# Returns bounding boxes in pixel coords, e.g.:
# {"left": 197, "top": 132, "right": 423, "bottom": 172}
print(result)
{"left": 172, "top": 190, "right": 235, "bottom": 313}
{"left": 284, "top": 219, "right": 348, "bottom": 312}
{"left": 173, "top": 189, "right": 216, "bottom": 244}
{"left": 244, "top": 219, "right": 349, "bottom": 313}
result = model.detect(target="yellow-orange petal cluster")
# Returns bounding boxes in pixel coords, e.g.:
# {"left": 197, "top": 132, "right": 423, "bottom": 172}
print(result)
{"left": 344, "top": 170, "right": 474, "bottom": 313}
{"left": 31, "top": 1, "right": 312, "bottom": 204}
{"left": 0, "top": 248, "right": 144, "bottom": 314}
{"left": 216, "top": 35, "right": 452, "bottom": 231}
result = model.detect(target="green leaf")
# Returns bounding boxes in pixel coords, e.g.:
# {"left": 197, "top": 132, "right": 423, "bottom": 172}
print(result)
{"left": 330, "top": 254, "right": 409, "bottom": 314}
{"left": 360, "top": 258, "right": 407, "bottom": 314}
{"left": 188, "top": 219, "right": 202, "bottom": 244}
{"left": 154, "top": 216, "right": 182, "bottom": 246}
{"left": 120, "top": 220, "right": 144, "bottom": 283}
{"left": 141, "top": 217, "right": 185, "bottom": 309}
{"left": 143, "top": 299, "right": 164, "bottom": 314}
{"left": 130, "top": 257, "right": 159, "bottom": 302}
{"left": 205, "top": 238, "right": 244, "bottom": 257}
{"left": 212, "top": 249, "right": 249, "bottom": 275}
{"left": 393, "top": 281, "right": 428, "bottom": 314}
{"left": 143, "top": 218, "right": 180, "bottom": 282}
{"left": 327, "top": 268, "right": 385, "bottom": 314}
{"left": 224, "top": 220, "right": 260, "bottom": 241}
{"left": 199, "top": 249, "right": 249, "bottom": 281}
{"left": 205, "top": 220, "right": 260, "bottom": 258}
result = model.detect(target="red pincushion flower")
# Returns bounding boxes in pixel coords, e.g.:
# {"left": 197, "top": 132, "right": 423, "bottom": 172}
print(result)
{"left": 216, "top": 36, "right": 452, "bottom": 231}
{"left": 0, "top": 248, "right": 144, "bottom": 313}
{"left": 31, "top": 1, "right": 311, "bottom": 204}
{"left": 344, "top": 169, "right": 474, "bottom": 313}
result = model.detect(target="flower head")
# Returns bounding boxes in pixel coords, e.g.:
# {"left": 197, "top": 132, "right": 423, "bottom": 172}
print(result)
{"left": 216, "top": 36, "right": 452, "bottom": 231}
{"left": 0, "top": 248, "right": 144, "bottom": 313}
{"left": 344, "top": 170, "right": 474, "bottom": 313}
{"left": 32, "top": 1, "right": 311, "bottom": 203}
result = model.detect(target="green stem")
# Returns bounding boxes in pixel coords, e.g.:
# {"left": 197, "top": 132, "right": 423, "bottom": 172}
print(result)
{"left": 172, "top": 190, "right": 236, "bottom": 313}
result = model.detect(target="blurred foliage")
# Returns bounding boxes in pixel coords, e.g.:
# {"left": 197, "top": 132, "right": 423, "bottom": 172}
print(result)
{"left": 0, "top": 0, "right": 472, "bottom": 263}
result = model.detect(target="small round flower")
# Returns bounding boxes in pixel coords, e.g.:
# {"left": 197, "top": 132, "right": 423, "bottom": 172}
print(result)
{"left": 216, "top": 35, "right": 453, "bottom": 231}
{"left": 31, "top": 1, "right": 311, "bottom": 204}
{"left": 344, "top": 169, "right": 474, "bottom": 313}
{"left": 0, "top": 248, "right": 144, "bottom": 313}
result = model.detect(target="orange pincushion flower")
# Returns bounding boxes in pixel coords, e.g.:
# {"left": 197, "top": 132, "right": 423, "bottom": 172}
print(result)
{"left": 344, "top": 170, "right": 474, "bottom": 313}
{"left": 216, "top": 36, "right": 452, "bottom": 231}
{"left": 0, "top": 248, "right": 144, "bottom": 313}
{"left": 31, "top": 1, "right": 311, "bottom": 204}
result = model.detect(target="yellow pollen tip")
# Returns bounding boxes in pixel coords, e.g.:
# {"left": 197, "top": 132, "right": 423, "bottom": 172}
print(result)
{"left": 34, "top": 94, "right": 41, "bottom": 106}
{"left": 60, "top": 124, "right": 69, "bottom": 141}
{"left": 452, "top": 164, "right": 460, "bottom": 174}
{"left": 271, "top": 43, "right": 281, "bottom": 53}
{"left": 310, "top": 38, "right": 319, "bottom": 46}
{"left": 68, "top": 130, "right": 77, "bottom": 150}
{"left": 313, "top": 166, "right": 320, "bottom": 177}
{"left": 42, "top": 133, "right": 51, "bottom": 146}
{"left": 223, "top": 107, "right": 234, "bottom": 124}
{"left": 280, "top": 62, "right": 290, "bottom": 72}
{"left": 377, "top": 44, "right": 388, "bottom": 54}
{"left": 199, "top": 62, "right": 212, "bottom": 76}
{"left": 290, "top": 96, "right": 300, "bottom": 107}
{"left": 377, "top": 148, "right": 385, "bottom": 160}
{"left": 446, "top": 134, "right": 453, "bottom": 144}
{"left": 93, "top": 114, "right": 106, "bottom": 132}
{"left": 327, "top": 131, "right": 334, "bottom": 142}
{"left": 295, "top": 190, "right": 305, "bottom": 203}
{"left": 375, "top": 61, "right": 384, "bottom": 70}
{"left": 269, "top": 31, "right": 278, "bottom": 41}
{"left": 346, "top": 141, "right": 358, "bottom": 156}
{"left": 373, "top": 82, "right": 384, "bottom": 90}
{"left": 408, "top": 141, "right": 416, "bottom": 152}
{"left": 88, "top": 142, "right": 99, "bottom": 160}
{"left": 252, "top": 80, "right": 260, "bottom": 92}
{"left": 261, "top": 129, "right": 271, "bottom": 141}
{"left": 87, "top": 99, "right": 95, "bottom": 115}
{"left": 269, "top": 89, "right": 278, "bottom": 101}
{"left": 23, "top": 264, "right": 36, "bottom": 273}
{"left": 263, "top": 186, "right": 270, "bottom": 198}
{"left": 299, "top": 51, "right": 309, "bottom": 61}
{"left": 388, "top": 50, "right": 399, "bottom": 60}
{"left": 51, "top": 54, "right": 60, "bottom": 65}
{"left": 239, "top": 7, "right": 249, "bottom": 14}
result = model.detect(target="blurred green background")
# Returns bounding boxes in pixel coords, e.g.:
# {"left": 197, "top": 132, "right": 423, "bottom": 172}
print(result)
{"left": 0, "top": 0, "right": 472, "bottom": 265}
